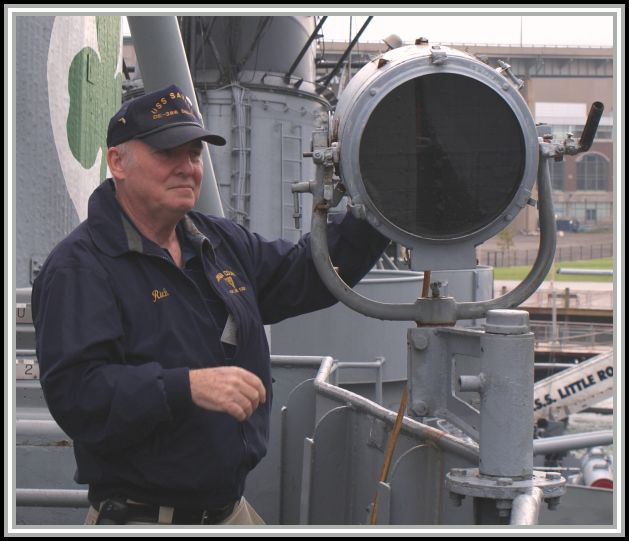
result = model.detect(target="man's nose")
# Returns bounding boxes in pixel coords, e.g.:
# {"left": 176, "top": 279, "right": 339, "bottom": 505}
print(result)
{"left": 174, "top": 151, "right": 200, "bottom": 174}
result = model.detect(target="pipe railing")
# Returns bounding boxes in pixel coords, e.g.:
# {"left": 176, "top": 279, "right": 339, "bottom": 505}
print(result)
{"left": 313, "top": 357, "right": 479, "bottom": 463}
{"left": 533, "top": 430, "right": 613, "bottom": 456}
{"left": 510, "top": 487, "right": 544, "bottom": 525}
{"left": 16, "top": 489, "right": 88, "bottom": 508}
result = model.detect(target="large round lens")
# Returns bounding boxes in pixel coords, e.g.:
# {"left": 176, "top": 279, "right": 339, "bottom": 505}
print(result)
{"left": 359, "top": 73, "right": 525, "bottom": 238}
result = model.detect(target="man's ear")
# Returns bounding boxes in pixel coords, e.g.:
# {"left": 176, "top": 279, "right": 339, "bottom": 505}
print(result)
{"left": 107, "top": 146, "right": 126, "bottom": 180}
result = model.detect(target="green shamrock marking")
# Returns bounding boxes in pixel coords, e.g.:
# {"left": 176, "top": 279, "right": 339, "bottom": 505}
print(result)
{"left": 67, "top": 16, "right": 122, "bottom": 181}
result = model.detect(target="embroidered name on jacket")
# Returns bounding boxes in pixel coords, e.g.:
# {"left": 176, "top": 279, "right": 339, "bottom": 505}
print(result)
{"left": 216, "top": 270, "right": 247, "bottom": 294}
{"left": 152, "top": 288, "right": 170, "bottom": 303}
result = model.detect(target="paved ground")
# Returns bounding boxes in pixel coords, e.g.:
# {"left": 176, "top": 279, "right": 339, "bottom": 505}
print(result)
{"left": 495, "top": 280, "right": 614, "bottom": 292}
{"left": 494, "top": 279, "right": 615, "bottom": 309}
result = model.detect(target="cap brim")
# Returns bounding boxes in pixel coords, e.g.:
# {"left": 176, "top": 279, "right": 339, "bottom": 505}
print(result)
{"left": 138, "top": 124, "right": 226, "bottom": 149}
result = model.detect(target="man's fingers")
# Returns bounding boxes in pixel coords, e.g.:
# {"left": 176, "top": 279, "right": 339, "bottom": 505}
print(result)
{"left": 239, "top": 379, "right": 264, "bottom": 409}
{"left": 189, "top": 366, "right": 266, "bottom": 421}
{"left": 239, "top": 370, "right": 267, "bottom": 404}
{"left": 226, "top": 402, "right": 248, "bottom": 423}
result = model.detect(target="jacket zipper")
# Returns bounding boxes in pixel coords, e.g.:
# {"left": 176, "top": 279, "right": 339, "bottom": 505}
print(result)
{"left": 240, "top": 424, "right": 249, "bottom": 467}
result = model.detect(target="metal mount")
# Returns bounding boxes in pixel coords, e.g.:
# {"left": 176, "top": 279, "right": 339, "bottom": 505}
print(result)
{"left": 446, "top": 468, "right": 565, "bottom": 511}
{"left": 302, "top": 138, "right": 558, "bottom": 323}
{"left": 429, "top": 45, "right": 447, "bottom": 65}
{"left": 296, "top": 87, "right": 603, "bottom": 525}
{"left": 496, "top": 59, "right": 524, "bottom": 90}
{"left": 443, "top": 310, "right": 566, "bottom": 522}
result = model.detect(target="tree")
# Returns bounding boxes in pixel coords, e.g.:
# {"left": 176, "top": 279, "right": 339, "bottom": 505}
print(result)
{"left": 496, "top": 224, "right": 516, "bottom": 257}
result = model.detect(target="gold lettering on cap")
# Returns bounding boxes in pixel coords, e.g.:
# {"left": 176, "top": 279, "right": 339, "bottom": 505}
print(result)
{"left": 148, "top": 91, "right": 196, "bottom": 120}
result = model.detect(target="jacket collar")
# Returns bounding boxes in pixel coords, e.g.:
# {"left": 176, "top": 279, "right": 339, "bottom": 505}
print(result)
{"left": 181, "top": 214, "right": 217, "bottom": 262}
{"left": 87, "top": 179, "right": 218, "bottom": 260}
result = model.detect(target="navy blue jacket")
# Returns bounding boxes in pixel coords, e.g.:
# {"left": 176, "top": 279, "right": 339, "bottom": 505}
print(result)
{"left": 32, "top": 180, "right": 388, "bottom": 509}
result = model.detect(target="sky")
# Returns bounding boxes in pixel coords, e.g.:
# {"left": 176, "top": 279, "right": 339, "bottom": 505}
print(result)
{"left": 317, "top": 14, "right": 614, "bottom": 47}
{"left": 122, "top": 10, "right": 616, "bottom": 49}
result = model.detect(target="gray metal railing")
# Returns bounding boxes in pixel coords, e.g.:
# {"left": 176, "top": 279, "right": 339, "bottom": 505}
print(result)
{"left": 313, "top": 356, "right": 479, "bottom": 463}
{"left": 510, "top": 488, "right": 544, "bottom": 525}
{"left": 530, "top": 321, "right": 613, "bottom": 350}
{"left": 16, "top": 489, "right": 88, "bottom": 508}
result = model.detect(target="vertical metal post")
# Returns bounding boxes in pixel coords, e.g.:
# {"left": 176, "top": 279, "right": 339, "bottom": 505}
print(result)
{"left": 479, "top": 309, "right": 535, "bottom": 478}
{"left": 448, "top": 308, "right": 566, "bottom": 524}
{"left": 127, "top": 16, "right": 225, "bottom": 218}
{"left": 375, "top": 362, "right": 383, "bottom": 406}
{"left": 551, "top": 269, "right": 558, "bottom": 345}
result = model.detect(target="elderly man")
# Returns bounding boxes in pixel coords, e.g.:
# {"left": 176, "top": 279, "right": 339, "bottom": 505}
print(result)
{"left": 32, "top": 84, "right": 388, "bottom": 525}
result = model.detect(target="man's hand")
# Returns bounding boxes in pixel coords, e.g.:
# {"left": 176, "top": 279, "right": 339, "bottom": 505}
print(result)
{"left": 189, "top": 367, "right": 266, "bottom": 422}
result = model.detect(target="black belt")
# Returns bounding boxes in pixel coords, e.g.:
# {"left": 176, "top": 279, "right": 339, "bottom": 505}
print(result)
{"left": 96, "top": 498, "right": 236, "bottom": 525}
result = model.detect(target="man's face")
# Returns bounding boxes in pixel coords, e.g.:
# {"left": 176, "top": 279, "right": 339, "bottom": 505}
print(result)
{"left": 113, "top": 139, "right": 204, "bottom": 219}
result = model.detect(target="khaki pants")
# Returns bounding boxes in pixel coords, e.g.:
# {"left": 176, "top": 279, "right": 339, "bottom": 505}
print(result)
{"left": 84, "top": 496, "right": 266, "bottom": 525}
{"left": 221, "top": 497, "right": 265, "bottom": 525}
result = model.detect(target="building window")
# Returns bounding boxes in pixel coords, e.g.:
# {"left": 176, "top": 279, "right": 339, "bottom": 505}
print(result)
{"left": 550, "top": 160, "right": 564, "bottom": 191}
{"left": 594, "top": 126, "right": 613, "bottom": 140}
{"left": 577, "top": 154, "right": 609, "bottom": 191}
{"left": 543, "top": 124, "right": 612, "bottom": 142}
{"left": 586, "top": 208, "right": 597, "bottom": 221}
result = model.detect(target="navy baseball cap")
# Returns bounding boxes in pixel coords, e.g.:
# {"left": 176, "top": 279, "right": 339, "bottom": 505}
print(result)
{"left": 107, "top": 84, "right": 226, "bottom": 149}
